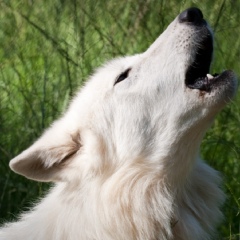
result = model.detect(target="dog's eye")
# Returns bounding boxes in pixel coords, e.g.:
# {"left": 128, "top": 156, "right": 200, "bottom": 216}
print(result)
{"left": 114, "top": 68, "right": 131, "bottom": 85}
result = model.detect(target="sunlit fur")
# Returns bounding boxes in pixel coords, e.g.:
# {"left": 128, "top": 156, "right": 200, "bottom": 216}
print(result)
{"left": 0, "top": 10, "right": 237, "bottom": 240}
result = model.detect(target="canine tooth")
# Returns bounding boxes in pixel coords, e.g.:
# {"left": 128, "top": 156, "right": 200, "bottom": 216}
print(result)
{"left": 206, "top": 74, "right": 214, "bottom": 79}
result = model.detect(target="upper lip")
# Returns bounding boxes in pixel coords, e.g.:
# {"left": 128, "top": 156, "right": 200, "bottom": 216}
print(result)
{"left": 185, "top": 29, "right": 215, "bottom": 91}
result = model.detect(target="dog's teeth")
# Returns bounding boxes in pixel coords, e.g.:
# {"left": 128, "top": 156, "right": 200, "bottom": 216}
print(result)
{"left": 206, "top": 74, "right": 214, "bottom": 80}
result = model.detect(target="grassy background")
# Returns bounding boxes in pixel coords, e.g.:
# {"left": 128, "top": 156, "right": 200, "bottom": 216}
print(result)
{"left": 0, "top": 0, "right": 239, "bottom": 238}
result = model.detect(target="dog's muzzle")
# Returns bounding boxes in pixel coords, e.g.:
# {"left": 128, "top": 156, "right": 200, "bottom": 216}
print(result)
{"left": 179, "top": 8, "right": 233, "bottom": 92}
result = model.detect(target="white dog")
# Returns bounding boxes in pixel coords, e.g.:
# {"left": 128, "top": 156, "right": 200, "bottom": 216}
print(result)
{"left": 0, "top": 7, "right": 237, "bottom": 240}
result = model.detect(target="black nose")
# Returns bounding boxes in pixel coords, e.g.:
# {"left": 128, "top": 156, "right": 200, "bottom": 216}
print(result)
{"left": 178, "top": 8, "right": 203, "bottom": 24}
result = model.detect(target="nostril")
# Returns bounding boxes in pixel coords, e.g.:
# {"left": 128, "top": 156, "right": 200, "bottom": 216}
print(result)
{"left": 179, "top": 7, "right": 203, "bottom": 24}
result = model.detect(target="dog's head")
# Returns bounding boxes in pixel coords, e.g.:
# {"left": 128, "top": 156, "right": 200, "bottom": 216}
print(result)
{"left": 10, "top": 8, "right": 237, "bottom": 182}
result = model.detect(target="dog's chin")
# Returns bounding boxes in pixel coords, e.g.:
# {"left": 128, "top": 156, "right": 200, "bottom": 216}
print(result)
{"left": 207, "top": 70, "right": 237, "bottom": 98}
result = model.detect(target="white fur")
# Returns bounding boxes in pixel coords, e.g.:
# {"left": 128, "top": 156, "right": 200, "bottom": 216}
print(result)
{"left": 0, "top": 10, "right": 237, "bottom": 240}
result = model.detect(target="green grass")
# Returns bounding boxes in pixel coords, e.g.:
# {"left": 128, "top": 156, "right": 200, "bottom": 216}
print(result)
{"left": 0, "top": 0, "right": 239, "bottom": 238}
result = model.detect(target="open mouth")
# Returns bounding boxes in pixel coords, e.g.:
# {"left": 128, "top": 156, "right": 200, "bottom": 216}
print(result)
{"left": 185, "top": 31, "right": 221, "bottom": 92}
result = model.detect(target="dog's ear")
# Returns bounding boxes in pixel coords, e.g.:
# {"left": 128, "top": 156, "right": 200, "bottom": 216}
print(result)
{"left": 9, "top": 119, "right": 81, "bottom": 182}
